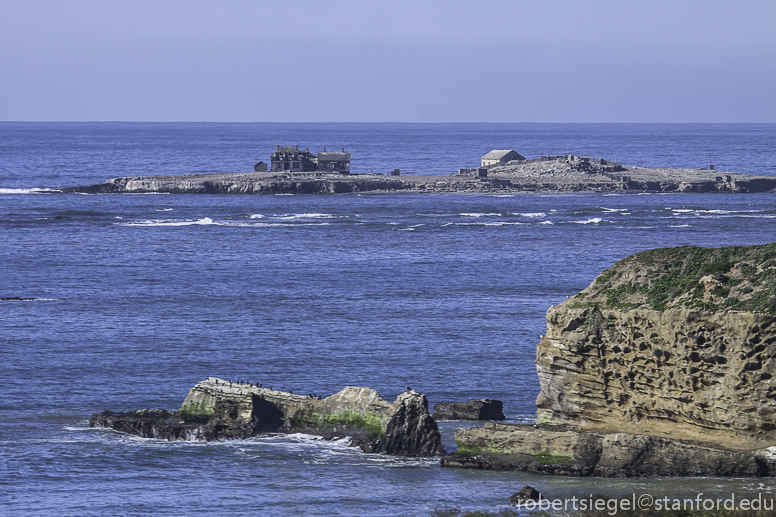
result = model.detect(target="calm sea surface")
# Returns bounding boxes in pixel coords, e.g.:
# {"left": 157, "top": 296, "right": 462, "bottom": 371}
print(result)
{"left": 2, "top": 123, "right": 776, "bottom": 516}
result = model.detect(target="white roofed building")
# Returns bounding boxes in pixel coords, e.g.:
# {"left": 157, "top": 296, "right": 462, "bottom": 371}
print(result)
{"left": 481, "top": 150, "right": 525, "bottom": 167}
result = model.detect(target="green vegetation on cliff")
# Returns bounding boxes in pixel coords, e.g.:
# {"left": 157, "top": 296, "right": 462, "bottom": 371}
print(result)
{"left": 570, "top": 243, "right": 776, "bottom": 314}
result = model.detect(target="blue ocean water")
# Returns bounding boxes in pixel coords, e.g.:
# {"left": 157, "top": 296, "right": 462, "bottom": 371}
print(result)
{"left": 2, "top": 123, "right": 776, "bottom": 516}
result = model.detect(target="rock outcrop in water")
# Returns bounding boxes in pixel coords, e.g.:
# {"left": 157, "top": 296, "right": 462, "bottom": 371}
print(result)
{"left": 59, "top": 156, "right": 776, "bottom": 195}
{"left": 445, "top": 243, "right": 776, "bottom": 477}
{"left": 90, "top": 378, "right": 444, "bottom": 457}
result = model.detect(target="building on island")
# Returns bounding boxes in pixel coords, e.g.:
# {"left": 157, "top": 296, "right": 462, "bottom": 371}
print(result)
{"left": 270, "top": 145, "right": 317, "bottom": 172}
{"left": 253, "top": 160, "right": 268, "bottom": 172}
{"left": 270, "top": 145, "right": 351, "bottom": 174}
{"left": 316, "top": 148, "right": 351, "bottom": 174}
{"left": 481, "top": 150, "right": 525, "bottom": 167}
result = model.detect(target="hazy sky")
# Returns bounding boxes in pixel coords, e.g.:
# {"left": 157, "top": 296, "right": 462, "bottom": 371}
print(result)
{"left": 1, "top": 0, "right": 774, "bottom": 122}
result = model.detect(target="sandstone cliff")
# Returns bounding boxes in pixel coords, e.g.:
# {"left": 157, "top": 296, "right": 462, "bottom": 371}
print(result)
{"left": 537, "top": 243, "right": 776, "bottom": 449}
{"left": 447, "top": 243, "right": 776, "bottom": 476}
{"left": 91, "top": 379, "right": 444, "bottom": 457}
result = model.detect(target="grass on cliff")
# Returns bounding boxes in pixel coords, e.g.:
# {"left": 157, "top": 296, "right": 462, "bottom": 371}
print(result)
{"left": 569, "top": 243, "right": 776, "bottom": 314}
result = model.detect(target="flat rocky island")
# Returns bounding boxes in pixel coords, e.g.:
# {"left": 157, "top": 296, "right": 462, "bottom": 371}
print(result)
{"left": 444, "top": 243, "right": 776, "bottom": 477}
{"left": 61, "top": 155, "right": 776, "bottom": 195}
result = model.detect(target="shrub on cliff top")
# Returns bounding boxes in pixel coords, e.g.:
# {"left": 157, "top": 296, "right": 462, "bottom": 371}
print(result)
{"left": 570, "top": 243, "right": 776, "bottom": 314}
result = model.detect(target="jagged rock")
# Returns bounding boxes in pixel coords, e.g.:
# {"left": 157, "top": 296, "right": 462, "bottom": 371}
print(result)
{"left": 510, "top": 486, "right": 543, "bottom": 506}
{"left": 367, "top": 391, "right": 445, "bottom": 456}
{"left": 432, "top": 399, "right": 504, "bottom": 420}
{"left": 90, "top": 379, "right": 444, "bottom": 457}
{"left": 89, "top": 409, "right": 203, "bottom": 441}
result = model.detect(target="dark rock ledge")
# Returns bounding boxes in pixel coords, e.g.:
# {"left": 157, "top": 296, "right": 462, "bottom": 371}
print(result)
{"left": 441, "top": 423, "right": 776, "bottom": 477}
{"left": 432, "top": 399, "right": 505, "bottom": 420}
{"left": 90, "top": 378, "right": 444, "bottom": 457}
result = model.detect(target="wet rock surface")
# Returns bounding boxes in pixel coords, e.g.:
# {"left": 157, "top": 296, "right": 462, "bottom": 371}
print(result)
{"left": 432, "top": 399, "right": 504, "bottom": 420}
{"left": 510, "top": 486, "right": 543, "bottom": 506}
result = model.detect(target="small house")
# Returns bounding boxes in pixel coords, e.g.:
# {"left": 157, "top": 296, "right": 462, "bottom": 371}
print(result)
{"left": 316, "top": 148, "right": 351, "bottom": 174}
{"left": 269, "top": 145, "right": 352, "bottom": 174}
{"left": 270, "top": 145, "right": 317, "bottom": 172}
{"left": 481, "top": 150, "right": 525, "bottom": 167}
{"left": 253, "top": 161, "right": 268, "bottom": 172}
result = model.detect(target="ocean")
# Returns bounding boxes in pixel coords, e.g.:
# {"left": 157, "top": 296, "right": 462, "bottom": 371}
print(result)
{"left": 2, "top": 122, "right": 776, "bottom": 516}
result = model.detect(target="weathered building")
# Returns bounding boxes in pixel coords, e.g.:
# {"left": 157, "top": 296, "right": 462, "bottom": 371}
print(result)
{"left": 316, "top": 148, "right": 351, "bottom": 174}
{"left": 270, "top": 145, "right": 351, "bottom": 174}
{"left": 270, "top": 145, "right": 317, "bottom": 172}
{"left": 481, "top": 149, "right": 525, "bottom": 167}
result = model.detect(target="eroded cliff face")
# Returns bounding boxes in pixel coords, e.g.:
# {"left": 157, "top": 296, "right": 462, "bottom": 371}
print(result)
{"left": 536, "top": 306, "right": 776, "bottom": 448}
{"left": 445, "top": 243, "right": 776, "bottom": 476}
{"left": 536, "top": 244, "right": 776, "bottom": 450}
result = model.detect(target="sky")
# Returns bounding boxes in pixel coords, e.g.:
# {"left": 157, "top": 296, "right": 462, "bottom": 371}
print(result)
{"left": 0, "top": 0, "right": 774, "bottom": 122}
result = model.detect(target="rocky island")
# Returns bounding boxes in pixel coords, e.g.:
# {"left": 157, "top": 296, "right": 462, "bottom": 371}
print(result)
{"left": 60, "top": 155, "right": 776, "bottom": 195}
{"left": 444, "top": 243, "right": 776, "bottom": 477}
{"left": 90, "top": 379, "right": 444, "bottom": 457}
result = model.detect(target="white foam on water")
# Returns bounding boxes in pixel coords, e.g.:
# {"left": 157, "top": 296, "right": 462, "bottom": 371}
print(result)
{"left": 455, "top": 222, "right": 525, "bottom": 226}
{"left": 510, "top": 212, "right": 546, "bottom": 218}
{"left": 459, "top": 212, "right": 501, "bottom": 218}
{"left": 539, "top": 221, "right": 554, "bottom": 225}
{"left": 0, "top": 187, "right": 60, "bottom": 194}
{"left": 671, "top": 224, "right": 691, "bottom": 228}
{"left": 275, "top": 213, "right": 336, "bottom": 220}
{"left": 572, "top": 217, "right": 605, "bottom": 224}
{"left": 124, "top": 217, "right": 218, "bottom": 227}
{"left": 249, "top": 213, "right": 266, "bottom": 219}
{"left": 228, "top": 222, "right": 333, "bottom": 228}
{"left": 157, "top": 208, "right": 174, "bottom": 212}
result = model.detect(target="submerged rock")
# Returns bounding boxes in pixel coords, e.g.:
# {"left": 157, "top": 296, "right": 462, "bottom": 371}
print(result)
{"left": 510, "top": 486, "right": 543, "bottom": 506}
{"left": 432, "top": 399, "right": 504, "bottom": 420}
{"left": 90, "top": 379, "right": 443, "bottom": 457}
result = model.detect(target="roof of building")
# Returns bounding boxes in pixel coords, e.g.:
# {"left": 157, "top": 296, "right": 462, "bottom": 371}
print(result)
{"left": 481, "top": 149, "right": 523, "bottom": 161}
{"left": 317, "top": 152, "right": 351, "bottom": 161}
